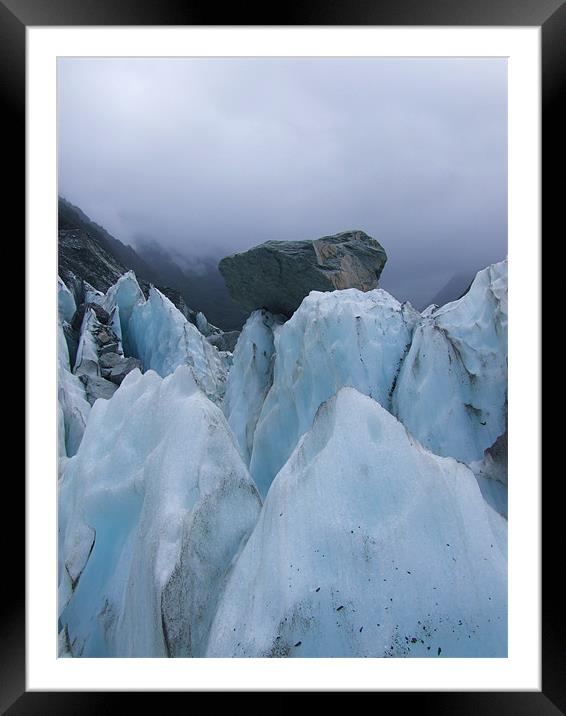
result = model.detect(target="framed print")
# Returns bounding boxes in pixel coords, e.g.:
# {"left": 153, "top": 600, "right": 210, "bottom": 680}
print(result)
{"left": 6, "top": 0, "right": 557, "bottom": 709}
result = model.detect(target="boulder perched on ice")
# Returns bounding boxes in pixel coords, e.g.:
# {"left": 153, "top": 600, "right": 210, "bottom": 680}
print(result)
{"left": 207, "top": 388, "right": 507, "bottom": 658}
{"left": 249, "top": 289, "right": 419, "bottom": 497}
{"left": 392, "top": 260, "right": 507, "bottom": 464}
{"left": 58, "top": 366, "right": 262, "bottom": 657}
{"left": 219, "top": 230, "right": 387, "bottom": 316}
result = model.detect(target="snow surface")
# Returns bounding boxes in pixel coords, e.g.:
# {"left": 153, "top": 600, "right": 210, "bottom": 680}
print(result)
{"left": 207, "top": 388, "right": 507, "bottom": 658}
{"left": 392, "top": 260, "right": 508, "bottom": 464}
{"left": 249, "top": 289, "right": 419, "bottom": 497}
{"left": 223, "top": 310, "right": 284, "bottom": 464}
{"left": 58, "top": 366, "right": 262, "bottom": 657}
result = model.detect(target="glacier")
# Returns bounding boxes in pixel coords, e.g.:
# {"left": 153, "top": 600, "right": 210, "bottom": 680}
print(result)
{"left": 57, "top": 257, "right": 508, "bottom": 659}
{"left": 58, "top": 278, "right": 90, "bottom": 460}
{"left": 249, "top": 289, "right": 419, "bottom": 497}
{"left": 101, "top": 272, "right": 229, "bottom": 404}
{"left": 58, "top": 366, "right": 262, "bottom": 657}
{"left": 58, "top": 276, "right": 76, "bottom": 324}
{"left": 73, "top": 307, "right": 102, "bottom": 378}
{"left": 207, "top": 388, "right": 507, "bottom": 658}
{"left": 58, "top": 321, "right": 91, "bottom": 461}
{"left": 101, "top": 271, "right": 145, "bottom": 356}
{"left": 392, "top": 260, "right": 508, "bottom": 464}
{"left": 470, "top": 431, "right": 508, "bottom": 519}
{"left": 223, "top": 309, "right": 284, "bottom": 464}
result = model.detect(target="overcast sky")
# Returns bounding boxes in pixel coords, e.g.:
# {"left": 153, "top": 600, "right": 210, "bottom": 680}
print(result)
{"left": 58, "top": 57, "right": 507, "bottom": 306}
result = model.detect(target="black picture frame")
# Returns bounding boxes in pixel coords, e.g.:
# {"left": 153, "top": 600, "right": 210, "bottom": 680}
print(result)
{"left": 7, "top": 0, "right": 557, "bottom": 709}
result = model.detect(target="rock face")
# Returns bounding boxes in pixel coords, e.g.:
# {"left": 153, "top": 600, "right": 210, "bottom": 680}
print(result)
{"left": 59, "top": 199, "right": 194, "bottom": 319}
{"left": 218, "top": 230, "right": 387, "bottom": 316}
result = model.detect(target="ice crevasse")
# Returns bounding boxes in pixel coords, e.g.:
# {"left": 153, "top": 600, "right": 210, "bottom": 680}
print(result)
{"left": 207, "top": 388, "right": 508, "bottom": 658}
{"left": 58, "top": 366, "right": 262, "bottom": 657}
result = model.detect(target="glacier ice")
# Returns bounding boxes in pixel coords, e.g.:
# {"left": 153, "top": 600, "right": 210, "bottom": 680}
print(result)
{"left": 107, "top": 305, "right": 124, "bottom": 355}
{"left": 207, "top": 388, "right": 507, "bottom": 658}
{"left": 84, "top": 281, "right": 105, "bottom": 305}
{"left": 58, "top": 276, "right": 76, "bottom": 323}
{"left": 392, "top": 260, "right": 508, "bottom": 464}
{"left": 58, "top": 366, "right": 262, "bottom": 657}
{"left": 223, "top": 309, "right": 284, "bottom": 464}
{"left": 57, "top": 257, "right": 508, "bottom": 659}
{"left": 127, "top": 286, "right": 229, "bottom": 403}
{"left": 58, "top": 321, "right": 90, "bottom": 459}
{"left": 102, "top": 271, "right": 145, "bottom": 356}
{"left": 421, "top": 303, "right": 438, "bottom": 318}
{"left": 73, "top": 307, "right": 103, "bottom": 378}
{"left": 249, "top": 289, "right": 419, "bottom": 497}
{"left": 195, "top": 310, "right": 221, "bottom": 337}
{"left": 470, "top": 431, "right": 508, "bottom": 519}
{"left": 102, "top": 273, "right": 229, "bottom": 404}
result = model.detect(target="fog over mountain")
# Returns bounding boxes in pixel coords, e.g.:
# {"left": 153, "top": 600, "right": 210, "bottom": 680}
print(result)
{"left": 58, "top": 57, "right": 507, "bottom": 311}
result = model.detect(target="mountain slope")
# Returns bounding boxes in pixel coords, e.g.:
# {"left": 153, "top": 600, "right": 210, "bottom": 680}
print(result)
{"left": 133, "top": 239, "right": 248, "bottom": 331}
{"left": 58, "top": 198, "right": 194, "bottom": 319}
{"left": 59, "top": 197, "right": 156, "bottom": 282}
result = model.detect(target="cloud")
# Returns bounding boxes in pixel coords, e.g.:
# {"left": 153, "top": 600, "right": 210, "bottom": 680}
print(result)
{"left": 58, "top": 57, "right": 507, "bottom": 307}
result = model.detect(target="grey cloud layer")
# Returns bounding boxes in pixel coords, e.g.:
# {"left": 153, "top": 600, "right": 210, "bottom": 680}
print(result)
{"left": 58, "top": 57, "right": 507, "bottom": 307}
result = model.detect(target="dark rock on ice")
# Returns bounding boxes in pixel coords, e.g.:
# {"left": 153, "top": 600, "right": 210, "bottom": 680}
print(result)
{"left": 79, "top": 374, "right": 118, "bottom": 405}
{"left": 98, "top": 352, "right": 123, "bottom": 370}
{"left": 108, "top": 357, "right": 143, "bottom": 385}
{"left": 99, "top": 342, "right": 122, "bottom": 356}
{"left": 207, "top": 330, "right": 241, "bottom": 353}
{"left": 218, "top": 230, "right": 387, "bottom": 316}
